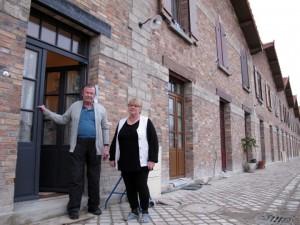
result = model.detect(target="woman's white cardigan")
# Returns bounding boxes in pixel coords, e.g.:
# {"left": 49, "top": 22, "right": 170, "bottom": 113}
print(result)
{"left": 114, "top": 115, "right": 149, "bottom": 169}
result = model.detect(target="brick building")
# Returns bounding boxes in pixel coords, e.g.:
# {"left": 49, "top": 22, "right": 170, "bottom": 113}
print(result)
{"left": 0, "top": 0, "right": 299, "bottom": 224}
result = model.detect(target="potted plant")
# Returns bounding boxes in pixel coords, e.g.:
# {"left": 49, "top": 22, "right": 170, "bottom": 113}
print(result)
{"left": 241, "top": 136, "right": 257, "bottom": 172}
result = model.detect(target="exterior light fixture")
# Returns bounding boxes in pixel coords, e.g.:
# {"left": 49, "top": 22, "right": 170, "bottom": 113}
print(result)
{"left": 138, "top": 15, "right": 162, "bottom": 30}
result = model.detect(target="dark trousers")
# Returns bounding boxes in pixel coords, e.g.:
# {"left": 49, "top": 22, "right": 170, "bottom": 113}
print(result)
{"left": 121, "top": 169, "right": 150, "bottom": 213}
{"left": 67, "top": 138, "right": 101, "bottom": 213}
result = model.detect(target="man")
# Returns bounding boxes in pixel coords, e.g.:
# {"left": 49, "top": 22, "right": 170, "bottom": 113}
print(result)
{"left": 38, "top": 84, "right": 109, "bottom": 220}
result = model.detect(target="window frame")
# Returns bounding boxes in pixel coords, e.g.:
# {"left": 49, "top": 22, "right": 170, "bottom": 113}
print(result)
{"left": 27, "top": 9, "right": 89, "bottom": 57}
{"left": 161, "top": 0, "right": 199, "bottom": 44}
{"left": 215, "top": 19, "right": 230, "bottom": 75}
{"left": 254, "top": 66, "right": 263, "bottom": 103}
{"left": 240, "top": 48, "right": 250, "bottom": 91}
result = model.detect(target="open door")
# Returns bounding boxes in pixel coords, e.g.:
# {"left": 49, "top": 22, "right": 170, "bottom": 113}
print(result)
{"left": 39, "top": 54, "right": 85, "bottom": 192}
{"left": 15, "top": 45, "right": 46, "bottom": 201}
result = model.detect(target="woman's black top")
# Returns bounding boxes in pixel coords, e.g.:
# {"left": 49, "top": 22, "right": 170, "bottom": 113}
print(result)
{"left": 109, "top": 118, "right": 158, "bottom": 172}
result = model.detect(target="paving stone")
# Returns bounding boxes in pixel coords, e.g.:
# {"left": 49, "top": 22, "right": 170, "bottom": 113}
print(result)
{"left": 37, "top": 159, "right": 300, "bottom": 225}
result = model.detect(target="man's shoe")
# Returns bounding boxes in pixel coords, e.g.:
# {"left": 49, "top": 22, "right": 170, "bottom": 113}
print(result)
{"left": 68, "top": 212, "right": 79, "bottom": 220}
{"left": 88, "top": 208, "right": 102, "bottom": 215}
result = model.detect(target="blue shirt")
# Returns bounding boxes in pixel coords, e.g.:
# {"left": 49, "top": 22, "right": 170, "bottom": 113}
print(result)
{"left": 77, "top": 107, "right": 96, "bottom": 138}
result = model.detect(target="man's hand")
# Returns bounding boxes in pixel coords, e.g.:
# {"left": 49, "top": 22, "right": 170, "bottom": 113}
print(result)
{"left": 37, "top": 105, "right": 46, "bottom": 112}
{"left": 109, "top": 161, "right": 115, "bottom": 167}
{"left": 147, "top": 161, "right": 155, "bottom": 170}
{"left": 102, "top": 146, "right": 109, "bottom": 160}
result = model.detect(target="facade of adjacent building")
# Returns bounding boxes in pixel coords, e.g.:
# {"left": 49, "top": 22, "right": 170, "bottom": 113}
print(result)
{"left": 0, "top": 0, "right": 299, "bottom": 224}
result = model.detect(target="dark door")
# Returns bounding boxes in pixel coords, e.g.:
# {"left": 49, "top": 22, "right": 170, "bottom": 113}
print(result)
{"left": 276, "top": 128, "right": 281, "bottom": 161}
{"left": 270, "top": 125, "right": 275, "bottom": 162}
{"left": 168, "top": 79, "right": 185, "bottom": 178}
{"left": 39, "top": 66, "right": 83, "bottom": 192}
{"left": 259, "top": 120, "right": 266, "bottom": 160}
{"left": 15, "top": 45, "right": 46, "bottom": 201}
{"left": 220, "top": 101, "right": 226, "bottom": 171}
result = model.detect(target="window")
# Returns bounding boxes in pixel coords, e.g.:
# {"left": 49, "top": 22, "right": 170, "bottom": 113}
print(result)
{"left": 27, "top": 15, "right": 87, "bottom": 56}
{"left": 266, "top": 83, "right": 272, "bottom": 111}
{"left": 274, "top": 95, "right": 279, "bottom": 117}
{"left": 254, "top": 67, "right": 263, "bottom": 103}
{"left": 161, "top": 0, "right": 199, "bottom": 43}
{"left": 240, "top": 49, "right": 249, "bottom": 90}
{"left": 216, "top": 19, "right": 229, "bottom": 74}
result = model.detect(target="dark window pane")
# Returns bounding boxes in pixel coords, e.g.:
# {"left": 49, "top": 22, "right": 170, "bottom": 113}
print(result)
{"left": 66, "top": 71, "right": 80, "bottom": 93}
{"left": 41, "top": 21, "right": 56, "bottom": 45}
{"left": 57, "top": 29, "right": 71, "bottom": 50}
{"left": 72, "top": 35, "right": 80, "bottom": 54}
{"left": 43, "top": 120, "right": 56, "bottom": 145}
{"left": 72, "top": 35, "right": 85, "bottom": 55}
{"left": 27, "top": 16, "right": 40, "bottom": 38}
{"left": 19, "top": 111, "right": 33, "bottom": 142}
{"left": 46, "top": 72, "right": 60, "bottom": 94}
{"left": 45, "top": 96, "right": 59, "bottom": 112}
{"left": 65, "top": 95, "right": 80, "bottom": 110}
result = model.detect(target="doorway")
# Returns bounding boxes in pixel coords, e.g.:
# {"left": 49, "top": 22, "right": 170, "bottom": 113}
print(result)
{"left": 269, "top": 125, "right": 275, "bottom": 162}
{"left": 259, "top": 120, "right": 266, "bottom": 161}
{"left": 168, "top": 77, "right": 185, "bottom": 178}
{"left": 219, "top": 101, "right": 227, "bottom": 171}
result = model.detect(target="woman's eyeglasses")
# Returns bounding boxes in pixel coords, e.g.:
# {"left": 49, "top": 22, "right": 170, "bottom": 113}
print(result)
{"left": 128, "top": 104, "right": 140, "bottom": 107}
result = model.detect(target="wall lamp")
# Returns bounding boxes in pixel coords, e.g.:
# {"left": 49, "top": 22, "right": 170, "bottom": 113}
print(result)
{"left": 138, "top": 15, "right": 162, "bottom": 30}
{"left": 0, "top": 66, "right": 10, "bottom": 77}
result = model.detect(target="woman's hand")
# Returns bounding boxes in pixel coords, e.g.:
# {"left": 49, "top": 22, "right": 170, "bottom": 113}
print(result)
{"left": 109, "top": 161, "right": 115, "bottom": 167}
{"left": 102, "top": 146, "right": 109, "bottom": 160}
{"left": 147, "top": 161, "right": 155, "bottom": 170}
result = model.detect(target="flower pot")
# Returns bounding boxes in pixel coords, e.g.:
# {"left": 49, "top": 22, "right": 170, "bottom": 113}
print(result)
{"left": 247, "top": 162, "right": 257, "bottom": 172}
{"left": 257, "top": 160, "right": 265, "bottom": 169}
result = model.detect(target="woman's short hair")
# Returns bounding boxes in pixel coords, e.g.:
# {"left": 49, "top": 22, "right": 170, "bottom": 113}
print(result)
{"left": 128, "top": 98, "right": 142, "bottom": 107}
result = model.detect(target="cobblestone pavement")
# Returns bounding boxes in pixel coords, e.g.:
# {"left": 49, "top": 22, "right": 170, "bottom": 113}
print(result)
{"left": 67, "top": 158, "right": 300, "bottom": 225}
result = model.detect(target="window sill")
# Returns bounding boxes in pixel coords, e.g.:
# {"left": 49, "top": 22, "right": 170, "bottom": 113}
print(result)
{"left": 218, "top": 64, "right": 231, "bottom": 76}
{"left": 168, "top": 21, "right": 196, "bottom": 45}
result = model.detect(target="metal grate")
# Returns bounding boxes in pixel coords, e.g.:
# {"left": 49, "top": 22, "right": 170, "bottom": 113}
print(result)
{"left": 255, "top": 213, "right": 294, "bottom": 225}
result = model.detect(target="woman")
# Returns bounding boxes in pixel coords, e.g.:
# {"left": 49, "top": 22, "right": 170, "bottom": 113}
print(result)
{"left": 109, "top": 98, "right": 158, "bottom": 223}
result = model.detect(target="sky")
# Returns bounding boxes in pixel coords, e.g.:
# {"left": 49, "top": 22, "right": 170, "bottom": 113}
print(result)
{"left": 248, "top": 0, "right": 300, "bottom": 102}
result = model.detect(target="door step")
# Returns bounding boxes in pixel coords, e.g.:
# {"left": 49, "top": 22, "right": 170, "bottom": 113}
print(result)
{"left": 32, "top": 213, "right": 95, "bottom": 225}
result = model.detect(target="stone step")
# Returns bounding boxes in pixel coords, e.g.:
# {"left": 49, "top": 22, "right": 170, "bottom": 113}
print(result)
{"left": 12, "top": 195, "right": 89, "bottom": 225}
{"left": 32, "top": 213, "right": 95, "bottom": 225}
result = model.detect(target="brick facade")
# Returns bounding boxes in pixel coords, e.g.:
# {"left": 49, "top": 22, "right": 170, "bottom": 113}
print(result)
{"left": 0, "top": 0, "right": 300, "bottom": 224}
{"left": 0, "top": 0, "right": 29, "bottom": 217}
